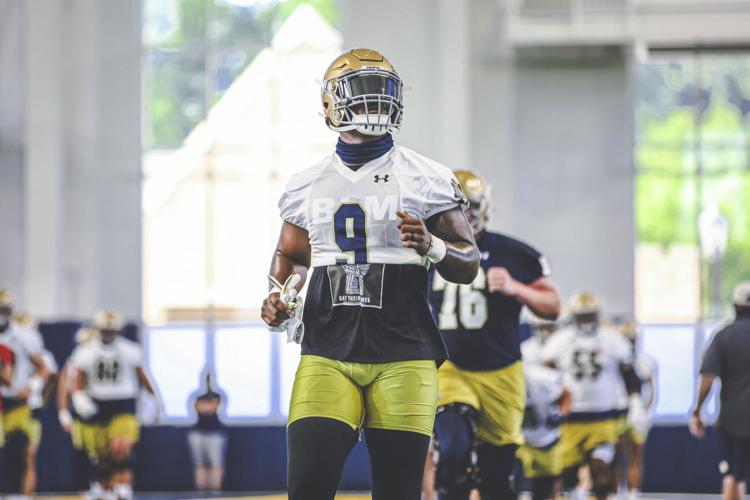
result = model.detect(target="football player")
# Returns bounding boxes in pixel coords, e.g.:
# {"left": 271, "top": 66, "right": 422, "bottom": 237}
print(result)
{"left": 521, "top": 310, "right": 559, "bottom": 367}
{"left": 518, "top": 362, "right": 570, "bottom": 500}
{"left": 542, "top": 294, "right": 645, "bottom": 500}
{"left": 13, "top": 312, "right": 60, "bottom": 497}
{"left": 0, "top": 289, "right": 49, "bottom": 496}
{"left": 71, "top": 311, "right": 161, "bottom": 500}
{"left": 58, "top": 327, "right": 100, "bottom": 494}
{"left": 427, "top": 170, "right": 561, "bottom": 500}
{"left": 260, "top": 48, "right": 480, "bottom": 500}
{"left": 614, "top": 321, "right": 656, "bottom": 500}
{"left": 0, "top": 326, "right": 15, "bottom": 491}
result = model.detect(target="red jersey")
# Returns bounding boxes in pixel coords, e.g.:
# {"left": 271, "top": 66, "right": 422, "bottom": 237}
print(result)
{"left": 0, "top": 342, "right": 15, "bottom": 414}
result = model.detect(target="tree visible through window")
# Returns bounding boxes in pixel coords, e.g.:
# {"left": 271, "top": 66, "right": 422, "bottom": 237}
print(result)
{"left": 635, "top": 53, "right": 750, "bottom": 323}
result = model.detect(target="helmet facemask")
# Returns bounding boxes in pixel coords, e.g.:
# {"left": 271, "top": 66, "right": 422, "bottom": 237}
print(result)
{"left": 465, "top": 199, "right": 489, "bottom": 235}
{"left": 323, "top": 69, "right": 403, "bottom": 136}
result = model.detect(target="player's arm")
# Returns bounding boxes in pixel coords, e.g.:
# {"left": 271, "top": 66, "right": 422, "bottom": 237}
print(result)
{"left": 643, "top": 375, "right": 656, "bottom": 410}
{"left": 136, "top": 366, "right": 158, "bottom": 396}
{"left": 487, "top": 271, "right": 561, "bottom": 320}
{"left": 57, "top": 364, "right": 74, "bottom": 431}
{"left": 514, "top": 277, "right": 561, "bottom": 320}
{"left": 262, "top": 222, "right": 312, "bottom": 327}
{"left": 0, "top": 357, "right": 12, "bottom": 386}
{"left": 557, "top": 387, "right": 572, "bottom": 416}
{"left": 30, "top": 353, "right": 50, "bottom": 380}
{"left": 689, "top": 373, "right": 715, "bottom": 438}
{"left": 57, "top": 364, "right": 70, "bottom": 410}
{"left": 398, "top": 207, "right": 479, "bottom": 285}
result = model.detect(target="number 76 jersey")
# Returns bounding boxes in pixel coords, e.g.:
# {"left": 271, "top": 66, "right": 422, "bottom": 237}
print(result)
{"left": 541, "top": 328, "right": 632, "bottom": 415}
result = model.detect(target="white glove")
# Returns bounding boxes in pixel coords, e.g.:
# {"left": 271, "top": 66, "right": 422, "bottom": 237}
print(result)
{"left": 58, "top": 408, "right": 74, "bottom": 430}
{"left": 72, "top": 391, "right": 98, "bottom": 419}
{"left": 627, "top": 394, "right": 650, "bottom": 434}
{"left": 268, "top": 274, "right": 305, "bottom": 344}
{"left": 27, "top": 375, "right": 45, "bottom": 409}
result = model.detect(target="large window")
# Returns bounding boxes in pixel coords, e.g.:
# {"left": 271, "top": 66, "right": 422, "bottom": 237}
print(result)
{"left": 635, "top": 52, "right": 750, "bottom": 324}
{"left": 141, "top": 0, "right": 339, "bottom": 422}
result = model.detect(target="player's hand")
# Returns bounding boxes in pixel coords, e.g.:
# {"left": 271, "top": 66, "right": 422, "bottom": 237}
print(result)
{"left": 261, "top": 292, "right": 291, "bottom": 327}
{"left": 689, "top": 411, "right": 705, "bottom": 439}
{"left": 16, "top": 388, "right": 31, "bottom": 401}
{"left": 396, "top": 211, "right": 431, "bottom": 256}
{"left": 487, "top": 267, "right": 519, "bottom": 296}
{"left": 58, "top": 409, "right": 73, "bottom": 433}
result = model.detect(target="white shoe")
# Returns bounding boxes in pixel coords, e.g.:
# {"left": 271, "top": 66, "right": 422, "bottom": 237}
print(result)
{"left": 113, "top": 483, "right": 133, "bottom": 500}
{"left": 628, "top": 490, "right": 641, "bottom": 500}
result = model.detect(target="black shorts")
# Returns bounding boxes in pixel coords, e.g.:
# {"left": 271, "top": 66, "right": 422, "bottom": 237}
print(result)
{"left": 720, "top": 430, "right": 750, "bottom": 482}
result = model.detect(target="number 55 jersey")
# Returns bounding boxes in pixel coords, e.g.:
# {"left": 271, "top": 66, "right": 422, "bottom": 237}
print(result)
{"left": 278, "top": 145, "right": 465, "bottom": 364}
{"left": 542, "top": 327, "right": 632, "bottom": 416}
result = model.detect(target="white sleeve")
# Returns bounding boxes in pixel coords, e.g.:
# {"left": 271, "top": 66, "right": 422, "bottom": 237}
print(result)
{"left": 608, "top": 332, "right": 633, "bottom": 365}
{"left": 541, "top": 333, "right": 566, "bottom": 365}
{"left": 70, "top": 346, "right": 92, "bottom": 371}
{"left": 421, "top": 168, "right": 464, "bottom": 220}
{"left": 277, "top": 164, "right": 325, "bottom": 230}
{"left": 21, "top": 328, "right": 45, "bottom": 356}
{"left": 128, "top": 343, "right": 144, "bottom": 367}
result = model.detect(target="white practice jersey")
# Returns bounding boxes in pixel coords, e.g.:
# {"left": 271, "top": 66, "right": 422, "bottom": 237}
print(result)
{"left": 542, "top": 327, "right": 633, "bottom": 415}
{"left": 278, "top": 145, "right": 463, "bottom": 267}
{"left": 71, "top": 337, "right": 143, "bottom": 400}
{"left": 0, "top": 323, "right": 44, "bottom": 397}
{"left": 523, "top": 364, "right": 564, "bottom": 448}
{"left": 521, "top": 335, "right": 546, "bottom": 366}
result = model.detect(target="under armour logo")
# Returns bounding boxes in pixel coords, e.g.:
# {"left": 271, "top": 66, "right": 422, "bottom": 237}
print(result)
{"left": 374, "top": 174, "right": 389, "bottom": 183}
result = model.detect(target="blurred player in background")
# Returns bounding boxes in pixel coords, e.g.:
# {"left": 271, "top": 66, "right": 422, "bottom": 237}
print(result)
{"left": 0, "top": 289, "right": 49, "bottom": 497}
{"left": 0, "top": 324, "right": 15, "bottom": 492}
{"left": 261, "top": 48, "right": 480, "bottom": 500}
{"left": 428, "top": 170, "right": 561, "bottom": 499}
{"left": 614, "top": 320, "right": 657, "bottom": 500}
{"left": 691, "top": 282, "right": 750, "bottom": 500}
{"left": 58, "top": 326, "right": 100, "bottom": 493}
{"left": 71, "top": 311, "right": 161, "bottom": 500}
{"left": 518, "top": 358, "right": 571, "bottom": 500}
{"left": 521, "top": 311, "right": 558, "bottom": 367}
{"left": 542, "top": 294, "right": 646, "bottom": 500}
{"left": 13, "top": 312, "right": 60, "bottom": 497}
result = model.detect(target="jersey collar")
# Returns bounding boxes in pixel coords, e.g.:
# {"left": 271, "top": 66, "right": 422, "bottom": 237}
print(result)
{"left": 332, "top": 146, "right": 395, "bottom": 183}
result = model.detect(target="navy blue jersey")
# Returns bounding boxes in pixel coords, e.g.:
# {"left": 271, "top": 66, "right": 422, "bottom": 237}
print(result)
{"left": 428, "top": 232, "right": 548, "bottom": 371}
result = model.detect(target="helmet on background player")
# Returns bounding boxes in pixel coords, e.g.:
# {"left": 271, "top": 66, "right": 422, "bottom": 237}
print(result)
{"left": 570, "top": 292, "right": 600, "bottom": 335}
{"left": 619, "top": 320, "right": 639, "bottom": 349}
{"left": 454, "top": 170, "right": 489, "bottom": 235}
{"left": 522, "top": 307, "right": 557, "bottom": 343}
{"left": 321, "top": 48, "right": 404, "bottom": 136}
{"left": 12, "top": 312, "right": 37, "bottom": 330}
{"left": 0, "top": 289, "right": 13, "bottom": 332}
{"left": 75, "top": 326, "right": 99, "bottom": 344}
{"left": 93, "top": 310, "right": 123, "bottom": 344}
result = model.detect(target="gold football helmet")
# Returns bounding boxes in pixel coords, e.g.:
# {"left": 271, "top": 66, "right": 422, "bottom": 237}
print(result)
{"left": 570, "top": 292, "right": 600, "bottom": 316}
{"left": 75, "top": 326, "right": 99, "bottom": 344}
{"left": 0, "top": 289, "right": 13, "bottom": 310}
{"left": 93, "top": 310, "right": 124, "bottom": 332}
{"left": 321, "top": 48, "right": 403, "bottom": 136}
{"left": 454, "top": 170, "right": 489, "bottom": 235}
{"left": 12, "top": 312, "right": 37, "bottom": 329}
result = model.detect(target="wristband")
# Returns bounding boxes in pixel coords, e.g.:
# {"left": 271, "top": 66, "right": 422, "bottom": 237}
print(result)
{"left": 426, "top": 235, "right": 447, "bottom": 264}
